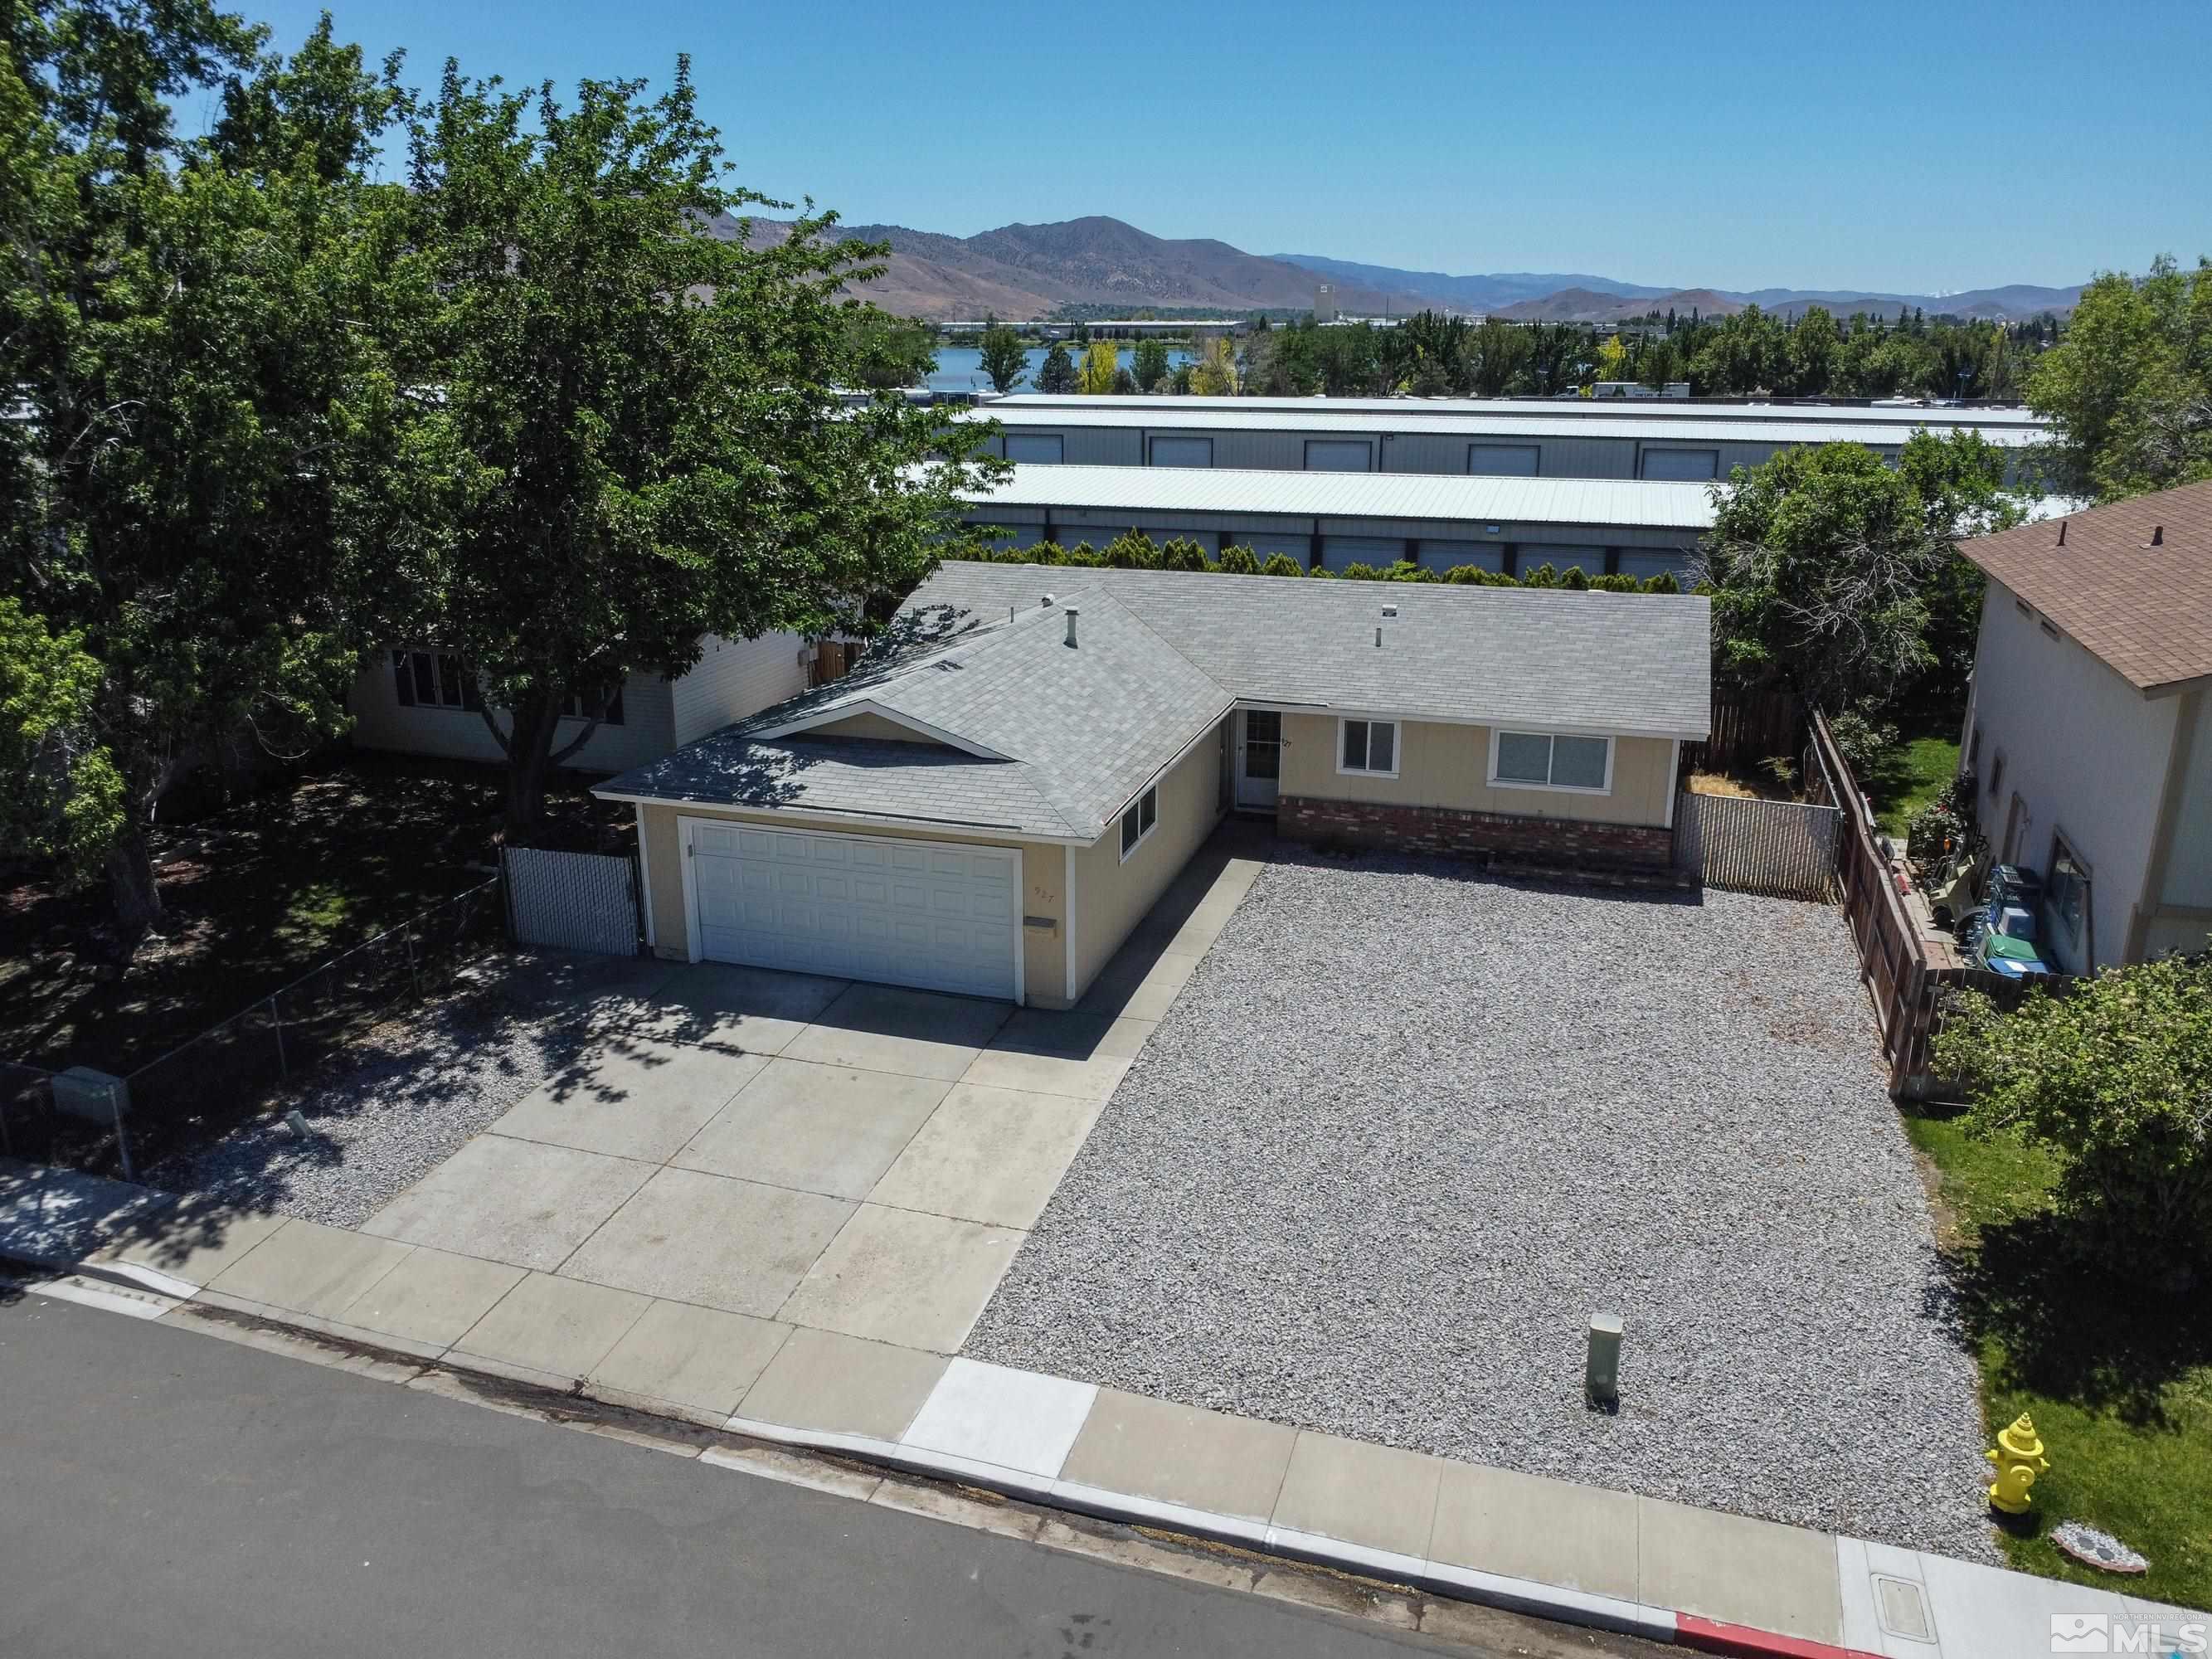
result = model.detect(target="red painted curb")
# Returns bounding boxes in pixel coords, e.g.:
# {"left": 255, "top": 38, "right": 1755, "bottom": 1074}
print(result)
{"left": 1677, "top": 1613, "right": 1883, "bottom": 1659}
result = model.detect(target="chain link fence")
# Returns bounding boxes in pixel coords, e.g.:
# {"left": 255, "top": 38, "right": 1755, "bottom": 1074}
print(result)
{"left": 114, "top": 877, "right": 506, "bottom": 1165}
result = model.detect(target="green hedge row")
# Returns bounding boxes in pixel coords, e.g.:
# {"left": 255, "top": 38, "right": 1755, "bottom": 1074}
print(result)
{"left": 950, "top": 530, "right": 1681, "bottom": 592}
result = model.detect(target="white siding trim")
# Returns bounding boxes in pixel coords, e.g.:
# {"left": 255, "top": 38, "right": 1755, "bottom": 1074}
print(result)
{"left": 1665, "top": 738, "right": 1681, "bottom": 830}
{"left": 753, "top": 698, "right": 1013, "bottom": 760}
{"left": 1062, "top": 843, "right": 1077, "bottom": 1005}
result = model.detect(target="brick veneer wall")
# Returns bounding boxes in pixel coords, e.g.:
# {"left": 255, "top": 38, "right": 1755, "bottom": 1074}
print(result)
{"left": 1279, "top": 795, "right": 1675, "bottom": 868}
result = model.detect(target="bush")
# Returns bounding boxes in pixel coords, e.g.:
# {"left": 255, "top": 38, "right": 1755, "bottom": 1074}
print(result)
{"left": 1339, "top": 562, "right": 1383, "bottom": 581}
{"left": 1386, "top": 561, "right": 1437, "bottom": 582}
{"left": 1216, "top": 545, "right": 1260, "bottom": 574}
{"left": 1935, "top": 953, "right": 2212, "bottom": 1285}
{"left": 1443, "top": 563, "right": 1490, "bottom": 584}
{"left": 1908, "top": 766, "right": 1979, "bottom": 864}
{"left": 1826, "top": 708, "right": 1902, "bottom": 776}
{"left": 1260, "top": 552, "right": 1303, "bottom": 577}
{"left": 1641, "top": 571, "right": 1681, "bottom": 594}
{"left": 1560, "top": 566, "right": 1591, "bottom": 591}
{"left": 1101, "top": 530, "right": 1158, "bottom": 569}
{"left": 1521, "top": 562, "right": 1558, "bottom": 587}
{"left": 1029, "top": 541, "right": 1066, "bottom": 565}
{"left": 1305, "top": 564, "right": 1337, "bottom": 578}
{"left": 1590, "top": 572, "right": 1641, "bottom": 592}
{"left": 1158, "top": 536, "right": 1209, "bottom": 572}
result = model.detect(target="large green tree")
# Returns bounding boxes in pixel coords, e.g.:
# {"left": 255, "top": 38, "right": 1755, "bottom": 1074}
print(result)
{"left": 839, "top": 307, "right": 936, "bottom": 391}
{"left": 1033, "top": 339, "right": 1077, "bottom": 393}
{"left": 0, "top": 4, "right": 416, "bottom": 942}
{"left": 976, "top": 317, "right": 1027, "bottom": 393}
{"left": 2027, "top": 256, "right": 2212, "bottom": 500}
{"left": 391, "top": 61, "right": 1003, "bottom": 834}
{"left": 1697, "top": 433, "right": 2024, "bottom": 716}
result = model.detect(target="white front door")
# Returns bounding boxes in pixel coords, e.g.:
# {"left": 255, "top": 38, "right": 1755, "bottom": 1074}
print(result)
{"left": 686, "top": 820, "right": 1019, "bottom": 1001}
{"left": 1235, "top": 710, "right": 1281, "bottom": 811}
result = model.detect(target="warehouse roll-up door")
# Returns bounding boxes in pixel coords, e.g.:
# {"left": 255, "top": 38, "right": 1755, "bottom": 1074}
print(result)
{"left": 969, "top": 521, "right": 1043, "bottom": 551}
{"left": 1005, "top": 433, "right": 1066, "bottom": 464}
{"left": 1304, "top": 440, "right": 1373, "bottom": 472}
{"left": 1416, "top": 540, "right": 1504, "bottom": 575}
{"left": 1148, "top": 436, "right": 1213, "bottom": 467}
{"left": 1466, "top": 444, "right": 1541, "bottom": 476}
{"left": 1617, "top": 548, "right": 1686, "bottom": 581}
{"left": 1520, "top": 546, "right": 1607, "bottom": 578}
{"left": 1638, "top": 448, "right": 1718, "bottom": 480}
{"left": 1320, "top": 536, "right": 1406, "bottom": 571}
{"left": 687, "top": 821, "right": 1018, "bottom": 1001}
{"left": 1236, "top": 533, "right": 1311, "bottom": 565}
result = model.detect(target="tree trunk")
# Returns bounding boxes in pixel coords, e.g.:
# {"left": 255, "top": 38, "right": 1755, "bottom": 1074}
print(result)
{"left": 105, "top": 832, "right": 163, "bottom": 952}
{"left": 503, "top": 692, "right": 558, "bottom": 844}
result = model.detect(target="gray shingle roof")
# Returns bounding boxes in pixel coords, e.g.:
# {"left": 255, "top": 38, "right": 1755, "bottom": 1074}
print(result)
{"left": 600, "top": 589, "right": 1232, "bottom": 839}
{"left": 916, "top": 564, "right": 1713, "bottom": 740}
{"left": 600, "top": 564, "right": 1711, "bottom": 839}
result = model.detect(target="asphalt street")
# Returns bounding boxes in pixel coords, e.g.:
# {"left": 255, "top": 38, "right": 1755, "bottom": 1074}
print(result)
{"left": 0, "top": 1289, "right": 1663, "bottom": 1659}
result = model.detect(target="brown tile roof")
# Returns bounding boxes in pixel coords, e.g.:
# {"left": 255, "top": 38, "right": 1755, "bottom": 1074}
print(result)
{"left": 1957, "top": 481, "right": 2212, "bottom": 694}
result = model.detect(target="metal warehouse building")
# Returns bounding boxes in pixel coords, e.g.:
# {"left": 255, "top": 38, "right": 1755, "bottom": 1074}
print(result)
{"left": 958, "top": 465, "right": 1714, "bottom": 580}
{"left": 958, "top": 401, "right": 2044, "bottom": 484}
{"left": 988, "top": 392, "right": 2049, "bottom": 430}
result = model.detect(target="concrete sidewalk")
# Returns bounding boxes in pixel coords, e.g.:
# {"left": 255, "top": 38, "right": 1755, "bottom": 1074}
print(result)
{"left": 6, "top": 1155, "right": 2200, "bottom": 1659}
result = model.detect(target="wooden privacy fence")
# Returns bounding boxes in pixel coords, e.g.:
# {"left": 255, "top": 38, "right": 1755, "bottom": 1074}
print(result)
{"left": 1674, "top": 791, "right": 1841, "bottom": 900}
{"left": 1805, "top": 710, "right": 2028, "bottom": 1096}
{"left": 1683, "top": 688, "right": 1807, "bottom": 775}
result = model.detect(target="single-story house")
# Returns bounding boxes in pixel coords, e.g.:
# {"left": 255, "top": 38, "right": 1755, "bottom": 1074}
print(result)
{"left": 347, "top": 631, "right": 826, "bottom": 773}
{"left": 1956, "top": 480, "right": 2212, "bottom": 971}
{"left": 591, "top": 564, "right": 1712, "bottom": 1008}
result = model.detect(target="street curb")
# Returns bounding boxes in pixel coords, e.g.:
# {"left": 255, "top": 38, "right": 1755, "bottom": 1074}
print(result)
{"left": 2, "top": 1244, "right": 1865, "bottom": 1657}
{"left": 1678, "top": 1613, "right": 1884, "bottom": 1659}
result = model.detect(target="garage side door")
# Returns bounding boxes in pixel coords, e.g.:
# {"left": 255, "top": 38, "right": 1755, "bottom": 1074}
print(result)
{"left": 689, "top": 823, "right": 1018, "bottom": 1000}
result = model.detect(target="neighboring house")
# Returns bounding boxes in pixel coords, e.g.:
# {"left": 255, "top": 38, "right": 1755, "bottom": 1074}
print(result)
{"left": 346, "top": 632, "right": 819, "bottom": 775}
{"left": 592, "top": 565, "right": 1711, "bottom": 1008}
{"left": 1956, "top": 481, "right": 2212, "bottom": 971}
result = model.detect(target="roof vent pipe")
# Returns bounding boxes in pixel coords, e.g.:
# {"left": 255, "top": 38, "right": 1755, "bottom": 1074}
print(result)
{"left": 1041, "top": 593, "right": 1055, "bottom": 607}
{"left": 1064, "top": 607, "right": 1080, "bottom": 648}
{"left": 2057, "top": 519, "right": 2066, "bottom": 546}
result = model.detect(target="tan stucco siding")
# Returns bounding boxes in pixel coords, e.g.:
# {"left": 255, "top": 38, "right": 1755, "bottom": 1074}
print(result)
{"left": 635, "top": 803, "right": 1068, "bottom": 1005}
{"left": 805, "top": 712, "right": 938, "bottom": 743}
{"left": 1070, "top": 721, "right": 1228, "bottom": 995}
{"left": 1276, "top": 714, "right": 1674, "bottom": 827}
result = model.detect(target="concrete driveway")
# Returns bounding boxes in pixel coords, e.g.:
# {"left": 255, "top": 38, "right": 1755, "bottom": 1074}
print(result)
{"left": 360, "top": 966, "right": 1132, "bottom": 1355}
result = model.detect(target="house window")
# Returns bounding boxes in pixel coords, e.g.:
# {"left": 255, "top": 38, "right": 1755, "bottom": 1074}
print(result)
{"left": 1339, "top": 718, "right": 1398, "bottom": 776}
{"left": 1490, "top": 730, "right": 1612, "bottom": 792}
{"left": 1967, "top": 725, "right": 1981, "bottom": 768}
{"left": 391, "top": 649, "right": 482, "bottom": 713}
{"left": 2044, "top": 835, "right": 2093, "bottom": 973}
{"left": 561, "top": 684, "right": 625, "bottom": 727}
{"left": 1119, "top": 785, "right": 1159, "bottom": 859}
{"left": 1987, "top": 751, "right": 2005, "bottom": 800}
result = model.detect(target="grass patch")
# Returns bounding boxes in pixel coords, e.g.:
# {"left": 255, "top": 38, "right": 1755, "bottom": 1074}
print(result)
{"left": 1905, "top": 1103, "right": 2212, "bottom": 1610}
{"left": 1866, "top": 734, "right": 1963, "bottom": 839}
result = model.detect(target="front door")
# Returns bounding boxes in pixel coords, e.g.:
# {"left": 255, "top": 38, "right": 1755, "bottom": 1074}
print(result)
{"left": 1235, "top": 710, "right": 1281, "bottom": 811}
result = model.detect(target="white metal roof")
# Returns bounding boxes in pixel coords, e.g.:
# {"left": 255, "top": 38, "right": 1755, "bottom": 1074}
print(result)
{"left": 986, "top": 392, "right": 2049, "bottom": 427}
{"left": 963, "top": 402, "right": 2040, "bottom": 448}
{"left": 960, "top": 465, "right": 1718, "bottom": 530}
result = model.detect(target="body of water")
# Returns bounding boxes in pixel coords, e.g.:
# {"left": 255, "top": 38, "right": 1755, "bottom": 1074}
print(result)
{"left": 926, "top": 344, "right": 1196, "bottom": 393}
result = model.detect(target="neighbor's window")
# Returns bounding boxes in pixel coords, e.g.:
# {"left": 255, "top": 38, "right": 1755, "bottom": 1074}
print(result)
{"left": 2044, "top": 836, "right": 2093, "bottom": 973}
{"left": 1120, "top": 786, "right": 1159, "bottom": 859}
{"left": 560, "top": 684, "right": 625, "bottom": 727}
{"left": 392, "top": 649, "right": 483, "bottom": 713}
{"left": 1339, "top": 718, "right": 1398, "bottom": 776}
{"left": 1967, "top": 724, "right": 1981, "bottom": 768}
{"left": 1491, "top": 730, "right": 1612, "bottom": 791}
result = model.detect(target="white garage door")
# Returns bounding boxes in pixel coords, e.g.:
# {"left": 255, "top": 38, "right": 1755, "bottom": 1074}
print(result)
{"left": 688, "top": 821, "right": 1018, "bottom": 1001}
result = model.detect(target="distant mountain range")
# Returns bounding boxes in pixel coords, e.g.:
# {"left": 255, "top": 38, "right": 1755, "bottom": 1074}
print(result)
{"left": 710, "top": 212, "right": 2083, "bottom": 324}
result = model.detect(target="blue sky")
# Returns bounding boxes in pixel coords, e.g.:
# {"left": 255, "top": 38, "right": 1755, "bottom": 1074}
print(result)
{"left": 240, "top": 0, "right": 2210, "bottom": 294}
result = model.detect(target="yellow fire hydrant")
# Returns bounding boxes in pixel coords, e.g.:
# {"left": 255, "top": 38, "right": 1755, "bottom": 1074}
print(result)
{"left": 1986, "top": 1413, "right": 2050, "bottom": 1514}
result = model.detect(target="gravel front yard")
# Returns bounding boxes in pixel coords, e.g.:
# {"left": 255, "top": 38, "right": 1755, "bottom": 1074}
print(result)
{"left": 965, "top": 849, "right": 1995, "bottom": 1559}
{"left": 146, "top": 952, "right": 670, "bottom": 1229}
